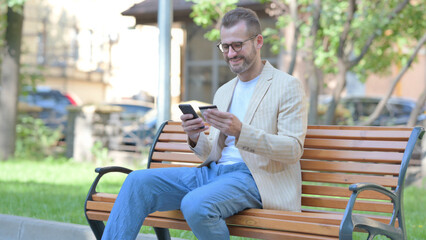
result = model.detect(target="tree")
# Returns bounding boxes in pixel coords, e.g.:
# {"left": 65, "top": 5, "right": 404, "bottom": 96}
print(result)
{"left": 360, "top": 33, "right": 426, "bottom": 126}
{"left": 0, "top": 0, "right": 25, "bottom": 160}
{"left": 188, "top": 0, "right": 425, "bottom": 125}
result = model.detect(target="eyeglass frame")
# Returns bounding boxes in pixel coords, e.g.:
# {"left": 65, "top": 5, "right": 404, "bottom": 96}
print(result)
{"left": 216, "top": 34, "right": 259, "bottom": 53}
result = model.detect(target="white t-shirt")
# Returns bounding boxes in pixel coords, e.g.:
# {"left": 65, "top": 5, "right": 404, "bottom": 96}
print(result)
{"left": 218, "top": 75, "right": 260, "bottom": 165}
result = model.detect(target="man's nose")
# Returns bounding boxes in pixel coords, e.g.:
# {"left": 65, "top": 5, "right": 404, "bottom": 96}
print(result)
{"left": 226, "top": 47, "right": 238, "bottom": 58}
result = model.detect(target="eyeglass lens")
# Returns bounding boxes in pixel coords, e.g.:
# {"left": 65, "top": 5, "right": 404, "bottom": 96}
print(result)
{"left": 220, "top": 42, "right": 242, "bottom": 53}
{"left": 217, "top": 35, "right": 257, "bottom": 53}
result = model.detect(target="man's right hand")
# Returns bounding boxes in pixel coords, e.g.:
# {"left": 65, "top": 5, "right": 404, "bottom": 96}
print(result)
{"left": 180, "top": 114, "right": 209, "bottom": 145}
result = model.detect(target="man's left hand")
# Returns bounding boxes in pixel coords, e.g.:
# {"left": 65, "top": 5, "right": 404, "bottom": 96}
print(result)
{"left": 203, "top": 109, "right": 242, "bottom": 139}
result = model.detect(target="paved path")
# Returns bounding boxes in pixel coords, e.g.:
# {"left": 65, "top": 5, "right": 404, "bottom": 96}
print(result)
{"left": 0, "top": 214, "right": 185, "bottom": 240}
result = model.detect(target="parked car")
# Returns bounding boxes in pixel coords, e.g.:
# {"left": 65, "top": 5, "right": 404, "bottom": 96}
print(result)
{"left": 319, "top": 96, "right": 426, "bottom": 126}
{"left": 19, "top": 86, "right": 79, "bottom": 130}
{"left": 107, "top": 100, "right": 154, "bottom": 122}
{"left": 105, "top": 100, "right": 155, "bottom": 150}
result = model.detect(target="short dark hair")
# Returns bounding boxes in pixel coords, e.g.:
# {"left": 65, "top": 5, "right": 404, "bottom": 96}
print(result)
{"left": 221, "top": 7, "right": 261, "bottom": 37}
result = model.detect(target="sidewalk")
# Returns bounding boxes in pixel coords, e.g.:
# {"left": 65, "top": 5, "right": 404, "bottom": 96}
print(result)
{"left": 0, "top": 214, "right": 185, "bottom": 240}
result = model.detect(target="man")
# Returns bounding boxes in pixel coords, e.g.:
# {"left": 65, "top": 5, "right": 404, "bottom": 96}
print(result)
{"left": 102, "top": 7, "right": 307, "bottom": 240}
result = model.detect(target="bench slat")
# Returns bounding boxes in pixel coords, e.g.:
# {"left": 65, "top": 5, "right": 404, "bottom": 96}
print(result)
{"left": 151, "top": 155, "right": 402, "bottom": 175}
{"left": 304, "top": 139, "right": 407, "bottom": 152}
{"left": 151, "top": 152, "right": 202, "bottom": 163}
{"left": 144, "top": 216, "right": 339, "bottom": 240}
{"left": 149, "top": 162, "right": 197, "bottom": 168}
{"left": 228, "top": 226, "right": 339, "bottom": 240}
{"left": 86, "top": 211, "right": 109, "bottom": 221}
{"left": 302, "top": 185, "right": 390, "bottom": 200}
{"left": 302, "top": 149, "right": 403, "bottom": 164}
{"left": 306, "top": 129, "right": 411, "bottom": 141}
{"left": 300, "top": 159, "right": 400, "bottom": 175}
{"left": 302, "top": 172, "right": 398, "bottom": 187}
{"left": 162, "top": 124, "right": 184, "bottom": 133}
{"left": 91, "top": 192, "right": 117, "bottom": 203}
{"left": 150, "top": 209, "right": 342, "bottom": 225}
{"left": 86, "top": 199, "right": 393, "bottom": 227}
{"left": 150, "top": 210, "right": 339, "bottom": 237}
{"left": 307, "top": 125, "right": 412, "bottom": 131}
{"left": 154, "top": 142, "right": 192, "bottom": 152}
{"left": 302, "top": 196, "right": 393, "bottom": 213}
{"left": 158, "top": 133, "right": 188, "bottom": 142}
{"left": 87, "top": 200, "right": 114, "bottom": 212}
{"left": 226, "top": 214, "right": 340, "bottom": 237}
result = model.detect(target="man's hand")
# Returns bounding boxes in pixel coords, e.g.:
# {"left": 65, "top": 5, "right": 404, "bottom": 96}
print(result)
{"left": 203, "top": 109, "right": 242, "bottom": 139}
{"left": 180, "top": 114, "right": 208, "bottom": 145}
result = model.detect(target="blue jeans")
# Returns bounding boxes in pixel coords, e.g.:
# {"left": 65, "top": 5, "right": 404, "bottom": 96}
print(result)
{"left": 101, "top": 162, "right": 262, "bottom": 240}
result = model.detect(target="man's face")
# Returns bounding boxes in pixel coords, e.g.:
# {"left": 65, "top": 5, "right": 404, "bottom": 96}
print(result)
{"left": 220, "top": 22, "right": 258, "bottom": 75}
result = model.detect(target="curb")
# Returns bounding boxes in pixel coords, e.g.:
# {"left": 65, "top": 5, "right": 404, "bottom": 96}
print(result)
{"left": 0, "top": 214, "right": 184, "bottom": 240}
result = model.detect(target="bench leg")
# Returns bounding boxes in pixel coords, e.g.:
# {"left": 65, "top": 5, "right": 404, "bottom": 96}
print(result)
{"left": 88, "top": 220, "right": 105, "bottom": 240}
{"left": 154, "top": 227, "right": 171, "bottom": 240}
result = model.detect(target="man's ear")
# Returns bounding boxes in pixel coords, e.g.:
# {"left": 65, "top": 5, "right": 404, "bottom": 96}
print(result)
{"left": 256, "top": 35, "right": 264, "bottom": 50}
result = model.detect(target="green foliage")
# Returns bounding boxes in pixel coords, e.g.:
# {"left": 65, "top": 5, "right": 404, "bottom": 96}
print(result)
{"left": 19, "top": 63, "right": 45, "bottom": 90}
{"left": 316, "top": 0, "right": 425, "bottom": 80}
{"left": 15, "top": 115, "right": 62, "bottom": 159}
{"left": 188, "top": 0, "right": 424, "bottom": 84}
{"left": 187, "top": 0, "right": 238, "bottom": 41}
{"left": 6, "top": 0, "right": 25, "bottom": 13}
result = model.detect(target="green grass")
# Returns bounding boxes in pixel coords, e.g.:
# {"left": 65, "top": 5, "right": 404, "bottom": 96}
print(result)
{"left": 0, "top": 158, "right": 425, "bottom": 239}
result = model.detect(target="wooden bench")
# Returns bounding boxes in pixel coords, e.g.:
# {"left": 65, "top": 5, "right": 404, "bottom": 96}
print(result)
{"left": 85, "top": 121, "right": 424, "bottom": 240}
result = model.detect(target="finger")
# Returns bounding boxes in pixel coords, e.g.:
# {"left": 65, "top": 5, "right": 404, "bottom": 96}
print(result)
{"left": 180, "top": 114, "right": 197, "bottom": 122}
{"left": 182, "top": 118, "right": 205, "bottom": 132}
{"left": 205, "top": 117, "right": 228, "bottom": 131}
{"left": 205, "top": 113, "right": 230, "bottom": 127}
{"left": 206, "top": 109, "right": 230, "bottom": 118}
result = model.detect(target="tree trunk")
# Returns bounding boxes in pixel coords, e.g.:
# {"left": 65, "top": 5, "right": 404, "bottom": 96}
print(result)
{"left": 407, "top": 89, "right": 426, "bottom": 127}
{"left": 306, "top": 0, "right": 322, "bottom": 125}
{"left": 360, "top": 33, "right": 426, "bottom": 126}
{"left": 308, "top": 67, "right": 322, "bottom": 125}
{"left": 0, "top": 6, "right": 24, "bottom": 160}
{"left": 286, "top": 0, "right": 299, "bottom": 75}
{"left": 324, "top": 60, "right": 347, "bottom": 125}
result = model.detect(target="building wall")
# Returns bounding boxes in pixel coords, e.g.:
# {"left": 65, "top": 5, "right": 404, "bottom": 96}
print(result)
{"left": 21, "top": 0, "right": 183, "bottom": 105}
{"left": 365, "top": 51, "right": 425, "bottom": 101}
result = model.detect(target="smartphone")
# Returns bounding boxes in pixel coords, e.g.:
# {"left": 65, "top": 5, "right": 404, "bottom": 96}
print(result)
{"left": 178, "top": 104, "right": 199, "bottom": 120}
{"left": 199, "top": 105, "right": 218, "bottom": 115}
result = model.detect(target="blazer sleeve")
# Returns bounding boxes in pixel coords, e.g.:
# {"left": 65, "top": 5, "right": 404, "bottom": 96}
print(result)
{"left": 235, "top": 77, "right": 307, "bottom": 164}
{"left": 189, "top": 131, "right": 212, "bottom": 161}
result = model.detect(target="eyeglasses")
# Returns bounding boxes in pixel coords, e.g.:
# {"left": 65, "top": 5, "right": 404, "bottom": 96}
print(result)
{"left": 216, "top": 35, "right": 258, "bottom": 53}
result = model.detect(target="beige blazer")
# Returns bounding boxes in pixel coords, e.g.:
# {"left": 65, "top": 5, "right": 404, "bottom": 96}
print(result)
{"left": 191, "top": 61, "right": 308, "bottom": 211}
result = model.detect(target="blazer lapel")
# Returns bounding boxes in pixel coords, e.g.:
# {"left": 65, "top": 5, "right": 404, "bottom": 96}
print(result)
{"left": 243, "top": 62, "right": 273, "bottom": 124}
{"left": 217, "top": 77, "right": 238, "bottom": 113}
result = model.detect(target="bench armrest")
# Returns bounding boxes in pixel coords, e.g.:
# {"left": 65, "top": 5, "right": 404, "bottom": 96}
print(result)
{"left": 85, "top": 166, "right": 133, "bottom": 205}
{"left": 340, "top": 182, "right": 401, "bottom": 240}
{"left": 95, "top": 166, "right": 133, "bottom": 175}
{"left": 349, "top": 182, "right": 397, "bottom": 203}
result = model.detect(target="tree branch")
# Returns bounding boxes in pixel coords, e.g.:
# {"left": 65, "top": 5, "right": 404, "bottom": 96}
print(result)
{"left": 349, "top": 0, "right": 410, "bottom": 68}
{"left": 360, "top": 32, "right": 426, "bottom": 126}
{"left": 338, "top": 0, "right": 356, "bottom": 59}
{"left": 287, "top": 0, "right": 300, "bottom": 74}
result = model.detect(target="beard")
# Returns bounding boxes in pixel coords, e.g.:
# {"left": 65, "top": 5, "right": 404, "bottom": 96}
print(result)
{"left": 226, "top": 45, "right": 257, "bottom": 74}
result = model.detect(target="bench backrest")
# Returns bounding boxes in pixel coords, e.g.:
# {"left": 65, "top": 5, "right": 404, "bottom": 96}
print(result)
{"left": 148, "top": 121, "right": 417, "bottom": 217}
